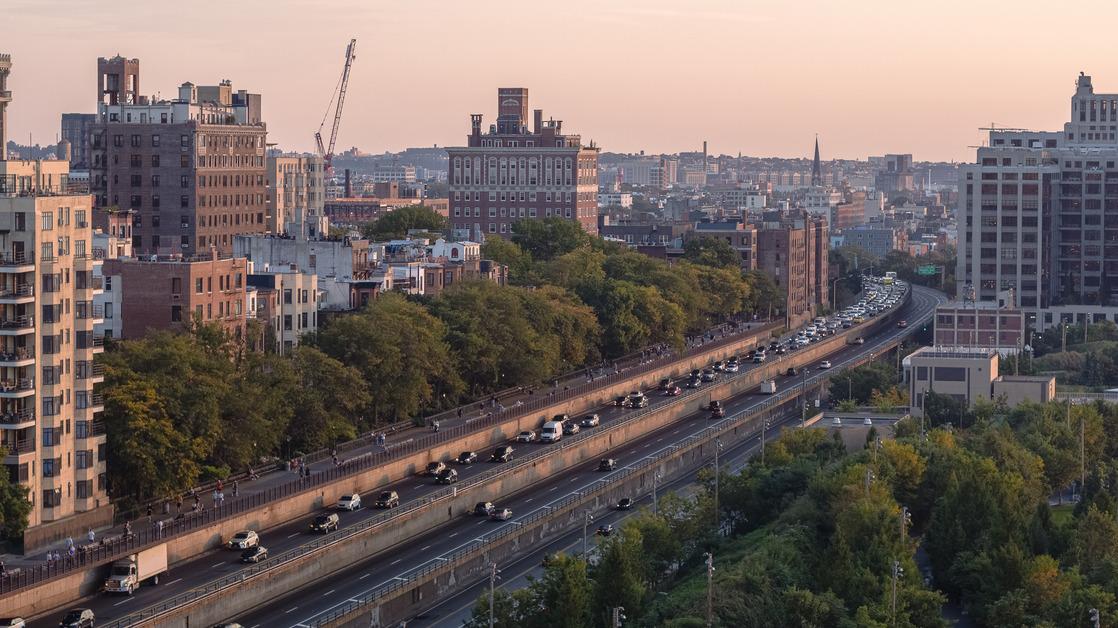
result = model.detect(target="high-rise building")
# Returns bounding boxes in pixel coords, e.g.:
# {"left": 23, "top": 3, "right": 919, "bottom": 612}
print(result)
{"left": 0, "top": 54, "right": 110, "bottom": 547}
{"left": 875, "top": 154, "right": 914, "bottom": 195}
{"left": 447, "top": 88, "right": 599, "bottom": 240}
{"left": 61, "top": 114, "right": 96, "bottom": 171}
{"left": 266, "top": 154, "right": 326, "bottom": 240}
{"left": 955, "top": 73, "right": 1118, "bottom": 330}
{"left": 755, "top": 211, "right": 829, "bottom": 326}
{"left": 89, "top": 57, "right": 268, "bottom": 257}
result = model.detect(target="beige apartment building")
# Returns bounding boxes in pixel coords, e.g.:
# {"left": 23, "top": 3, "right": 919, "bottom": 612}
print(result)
{"left": 266, "top": 154, "right": 326, "bottom": 240}
{"left": 247, "top": 266, "right": 318, "bottom": 354}
{"left": 0, "top": 165, "right": 109, "bottom": 547}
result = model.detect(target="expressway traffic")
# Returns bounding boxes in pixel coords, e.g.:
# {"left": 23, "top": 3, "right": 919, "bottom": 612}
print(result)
{"left": 27, "top": 282, "right": 940, "bottom": 628}
{"left": 228, "top": 284, "right": 941, "bottom": 628}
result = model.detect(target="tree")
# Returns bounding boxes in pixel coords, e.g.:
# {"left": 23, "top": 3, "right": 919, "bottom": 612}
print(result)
{"left": 592, "top": 526, "right": 648, "bottom": 623}
{"left": 743, "top": 270, "right": 784, "bottom": 319}
{"left": 284, "top": 346, "right": 371, "bottom": 452}
{"left": 533, "top": 554, "right": 593, "bottom": 628}
{"left": 683, "top": 236, "right": 740, "bottom": 268}
{"left": 511, "top": 217, "right": 592, "bottom": 261}
{"left": 361, "top": 205, "right": 447, "bottom": 240}
{"left": 480, "top": 235, "right": 537, "bottom": 284}
{"left": 315, "top": 293, "right": 463, "bottom": 423}
{"left": 580, "top": 279, "right": 686, "bottom": 357}
{"left": 828, "top": 362, "right": 898, "bottom": 404}
{"left": 0, "top": 447, "right": 31, "bottom": 542}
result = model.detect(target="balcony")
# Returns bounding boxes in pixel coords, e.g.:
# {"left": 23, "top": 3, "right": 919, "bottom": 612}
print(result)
{"left": 77, "top": 361, "right": 105, "bottom": 382}
{"left": 0, "top": 315, "right": 34, "bottom": 335}
{"left": 0, "top": 378, "right": 34, "bottom": 399}
{"left": 76, "top": 302, "right": 104, "bottom": 321}
{"left": 0, "top": 407, "right": 35, "bottom": 430}
{"left": 1, "top": 438, "right": 35, "bottom": 459}
{"left": 0, "top": 284, "right": 33, "bottom": 304}
{"left": 76, "top": 277, "right": 104, "bottom": 293}
{"left": 0, "top": 253, "right": 34, "bottom": 273}
{"left": 0, "top": 347, "right": 34, "bottom": 366}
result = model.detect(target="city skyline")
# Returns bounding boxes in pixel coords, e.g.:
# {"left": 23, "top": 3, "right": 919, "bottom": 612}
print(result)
{"left": 5, "top": 0, "right": 1117, "bottom": 162}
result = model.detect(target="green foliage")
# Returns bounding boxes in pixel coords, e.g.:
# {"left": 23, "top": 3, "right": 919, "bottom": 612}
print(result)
{"left": 360, "top": 205, "right": 447, "bottom": 240}
{"left": 0, "top": 446, "right": 32, "bottom": 541}
{"left": 828, "top": 361, "right": 899, "bottom": 404}
{"left": 682, "top": 236, "right": 740, "bottom": 268}
{"left": 511, "top": 216, "right": 592, "bottom": 261}
{"left": 479, "top": 235, "right": 536, "bottom": 284}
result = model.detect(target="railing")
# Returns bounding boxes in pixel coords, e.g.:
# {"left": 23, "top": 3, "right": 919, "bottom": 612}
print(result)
{"left": 100, "top": 287, "right": 923, "bottom": 626}
{"left": 91, "top": 335, "right": 106, "bottom": 347}
{"left": 0, "top": 378, "right": 34, "bottom": 392}
{"left": 0, "top": 284, "right": 33, "bottom": 299}
{"left": 0, "top": 253, "right": 30, "bottom": 266}
{"left": 0, "top": 315, "right": 34, "bottom": 329}
{"left": 0, "top": 437, "right": 35, "bottom": 455}
{"left": 3, "top": 286, "right": 925, "bottom": 602}
{"left": 0, "top": 407, "right": 34, "bottom": 424}
{"left": 1055, "top": 391, "right": 1118, "bottom": 403}
{"left": 76, "top": 303, "right": 104, "bottom": 320}
{"left": 0, "top": 347, "right": 35, "bottom": 362}
{"left": 92, "top": 248, "right": 106, "bottom": 260}
{"left": 90, "top": 393, "right": 104, "bottom": 407}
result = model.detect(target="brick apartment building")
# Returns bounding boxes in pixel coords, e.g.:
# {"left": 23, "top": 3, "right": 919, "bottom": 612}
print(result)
{"left": 102, "top": 251, "right": 248, "bottom": 339}
{"left": 89, "top": 56, "right": 268, "bottom": 257}
{"left": 448, "top": 88, "right": 599, "bottom": 240}
{"left": 756, "top": 211, "right": 829, "bottom": 325}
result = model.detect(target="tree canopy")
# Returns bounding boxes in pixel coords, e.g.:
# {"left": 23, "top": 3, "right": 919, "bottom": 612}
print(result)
{"left": 361, "top": 205, "right": 447, "bottom": 240}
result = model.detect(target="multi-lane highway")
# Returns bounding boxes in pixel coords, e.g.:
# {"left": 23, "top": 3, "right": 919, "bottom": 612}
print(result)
{"left": 28, "top": 284, "right": 941, "bottom": 628}
{"left": 228, "top": 285, "right": 941, "bottom": 628}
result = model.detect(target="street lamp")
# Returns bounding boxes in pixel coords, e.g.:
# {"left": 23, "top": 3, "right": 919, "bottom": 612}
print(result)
{"left": 713, "top": 438, "right": 724, "bottom": 534}
{"left": 891, "top": 559, "right": 904, "bottom": 626}
{"left": 800, "top": 368, "right": 812, "bottom": 426}
{"left": 582, "top": 510, "right": 593, "bottom": 557}
{"left": 761, "top": 418, "right": 771, "bottom": 465}
{"left": 652, "top": 471, "right": 663, "bottom": 515}
{"left": 704, "top": 552, "right": 716, "bottom": 628}
{"left": 488, "top": 562, "right": 501, "bottom": 628}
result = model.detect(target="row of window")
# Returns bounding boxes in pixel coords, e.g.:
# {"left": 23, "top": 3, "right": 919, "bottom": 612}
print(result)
{"left": 41, "top": 476, "right": 104, "bottom": 508}
{"left": 453, "top": 207, "right": 578, "bottom": 220}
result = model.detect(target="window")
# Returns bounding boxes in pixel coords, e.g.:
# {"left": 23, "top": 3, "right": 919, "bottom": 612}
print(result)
{"left": 76, "top": 450, "right": 93, "bottom": 469}
{"left": 181, "top": 195, "right": 189, "bottom": 208}
{"left": 180, "top": 135, "right": 190, "bottom": 147}
{"left": 151, "top": 134, "right": 161, "bottom": 147}
{"left": 934, "top": 366, "right": 967, "bottom": 382}
{"left": 41, "top": 212, "right": 53, "bottom": 231}
{"left": 76, "top": 480, "right": 93, "bottom": 499}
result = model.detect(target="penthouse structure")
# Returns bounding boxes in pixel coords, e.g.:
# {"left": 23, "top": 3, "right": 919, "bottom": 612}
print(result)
{"left": 90, "top": 56, "right": 268, "bottom": 257}
{"left": 0, "top": 54, "right": 110, "bottom": 548}
{"left": 956, "top": 73, "right": 1118, "bottom": 330}
{"left": 447, "top": 88, "right": 600, "bottom": 240}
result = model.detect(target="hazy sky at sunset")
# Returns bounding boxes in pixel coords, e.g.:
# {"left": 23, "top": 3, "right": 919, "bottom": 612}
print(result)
{"left": 3, "top": 0, "right": 1114, "bottom": 162}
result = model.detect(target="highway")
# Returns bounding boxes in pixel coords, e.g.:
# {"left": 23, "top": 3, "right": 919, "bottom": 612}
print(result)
{"left": 27, "top": 284, "right": 940, "bottom": 628}
{"left": 229, "top": 285, "right": 941, "bottom": 628}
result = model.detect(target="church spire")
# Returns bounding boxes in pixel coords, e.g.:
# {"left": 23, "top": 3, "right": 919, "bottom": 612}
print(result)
{"left": 811, "top": 135, "right": 822, "bottom": 187}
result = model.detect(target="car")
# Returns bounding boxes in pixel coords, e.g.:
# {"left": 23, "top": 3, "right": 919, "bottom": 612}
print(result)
{"left": 658, "top": 378, "right": 673, "bottom": 391}
{"left": 613, "top": 395, "right": 627, "bottom": 407}
{"left": 712, "top": 360, "right": 725, "bottom": 372}
{"left": 664, "top": 385, "right": 683, "bottom": 396}
{"left": 625, "top": 391, "right": 649, "bottom": 408}
{"left": 598, "top": 458, "right": 617, "bottom": 471}
{"left": 226, "top": 530, "right": 259, "bottom": 550}
{"left": 596, "top": 524, "right": 614, "bottom": 537}
{"left": 474, "top": 501, "right": 495, "bottom": 516}
{"left": 240, "top": 545, "right": 268, "bottom": 563}
{"left": 700, "top": 369, "right": 717, "bottom": 383}
{"left": 897, "top": 320, "right": 908, "bottom": 328}
{"left": 563, "top": 422, "right": 581, "bottom": 436}
{"left": 375, "top": 490, "right": 400, "bottom": 508}
{"left": 832, "top": 417, "right": 842, "bottom": 426}
{"left": 0, "top": 618, "right": 25, "bottom": 628}
{"left": 309, "top": 513, "right": 340, "bottom": 533}
{"left": 616, "top": 497, "right": 634, "bottom": 510}
{"left": 752, "top": 354, "right": 766, "bottom": 363}
{"left": 425, "top": 461, "right": 448, "bottom": 476}
{"left": 58, "top": 609, "right": 94, "bottom": 628}
{"left": 490, "top": 445, "right": 514, "bottom": 463}
{"left": 457, "top": 451, "right": 478, "bottom": 465}
{"left": 863, "top": 417, "right": 873, "bottom": 426}
{"left": 337, "top": 493, "right": 363, "bottom": 511}
{"left": 842, "top": 321, "right": 853, "bottom": 328}
{"left": 689, "top": 369, "right": 702, "bottom": 379}
{"left": 580, "top": 414, "right": 601, "bottom": 428}
{"left": 819, "top": 360, "right": 832, "bottom": 369}
{"left": 516, "top": 430, "right": 537, "bottom": 443}
{"left": 436, "top": 468, "right": 459, "bottom": 484}
{"left": 490, "top": 507, "right": 513, "bottom": 521}
{"left": 847, "top": 337, "right": 865, "bottom": 345}
{"left": 710, "top": 401, "right": 726, "bottom": 419}
{"left": 551, "top": 413, "right": 570, "bottom": 424}
{"left": 852, "top": 316, "right": 865, "bottom": 323}
{"left": 775, "top": 345, "right": 787, "bottom": 354}
{"left": 724, "top": 361, "right": 740, "bottom": 373}
{"left": 686, "top": 377, "right": 702, "bottom": 389}
{"left": 785, "top": 366, "right": 797, "bottom": 376}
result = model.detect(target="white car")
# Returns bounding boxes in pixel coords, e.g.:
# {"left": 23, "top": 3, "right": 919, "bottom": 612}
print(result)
{"left": 580, "top": 414, "right": 601, "bottom": 428}
{"left": 863, "top": 417, "right": 873, "bottom": 426}
{"left": 490, "top": 507, "right": 513, "bottom": 521}
{"left": 227, "top": 530, "right": 259, "bottom": 549}
{"left": 819, "top": 360, "right": 832, "bottom": 369}
{"left": 336, "top": 493, "right": 362, "bottom": 511}
{"left": 832, "top": 417, "right": 842, "bottom": 426}
{"left": 516, "top": 430, "right": 537, "bottom": 443}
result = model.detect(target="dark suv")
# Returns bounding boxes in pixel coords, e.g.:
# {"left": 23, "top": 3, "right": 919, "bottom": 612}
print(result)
{"left": 490, "top": 445, "right": 514, "bottom": 463}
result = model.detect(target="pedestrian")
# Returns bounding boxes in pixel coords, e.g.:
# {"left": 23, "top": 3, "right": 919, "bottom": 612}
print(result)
{"left": 125, "top": 521, "right": 132, "bottom": 537}
{"left": 332, "top": 454, "right": 339, "bottom": 466}
{"left": 232, "top": 480, "right": 239, "bottom": 497}
{"left": 457, "top": 407, "right": 463, "bottom": 419}
{"left": 212, "top": 489, "right": 219, "bottom": 504}
{"left": 67, "top": 545, "right": 76, "bottom": 560}
{"left": 216, "top": 479, "right": 224, "bottom": 492}
{"left": 433, "top": 420, "right": 440, "bottom": 433}
{"left": 87, "top": 528, "right": 95, "bottom": 544}
{"left": 157, "top": 519, "right": 164, "bottom": 538}
{"left": 147, "top": 504, "right": 153, "bottom": 523}
{"left": 66, "top": 536, "right": 73, "bottom": 548}
{"left": 53, "top": 550, "right": 60, "bottom": 564}
{"left": 176, "top": 497, "right": 183, "bottom": 513}
{"left": 163, "top": 500, "right": 170, "bottom": 515}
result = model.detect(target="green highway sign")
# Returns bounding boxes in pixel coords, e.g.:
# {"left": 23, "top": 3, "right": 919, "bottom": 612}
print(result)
{"left": 916, "top": 265, "right": 938, "bottom": 276}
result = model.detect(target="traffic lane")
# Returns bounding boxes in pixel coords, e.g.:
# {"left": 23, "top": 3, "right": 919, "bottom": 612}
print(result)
{"left": 237, "top": 364, "right": 838, "bottom": 628}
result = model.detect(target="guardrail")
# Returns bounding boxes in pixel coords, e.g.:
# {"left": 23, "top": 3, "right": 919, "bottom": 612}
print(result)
{"left": 102, "top": 286, "right": 918, "bottom": 627}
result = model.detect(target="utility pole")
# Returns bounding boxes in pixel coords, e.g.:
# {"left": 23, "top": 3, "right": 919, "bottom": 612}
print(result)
{"left": 761, "top": 418, "right": 770, "bottom": 465}
{"left": 864, "top": 468, "right": 875, "bottom": 496}
{"left": 713, "top": 439, "right": 723, "bottom": 534}
{"left": 582, "top": 511, "right": 593, "bottom": 557}
{"left": 652, "top": 472, "right": 662, "bottom": 515}
{"left": 611, "top": 606, "right": 626, "bottom": 628}
{"left": 1081, "top": 405, "right": 1087, "bottom": 497}
{"left": 891, "top": 559, "right": 903, "bottom": 626}
{"left": 1089, "top": 607, "right": 1100, "bottom": 628}
{"left": 900, "top": 506, "right": 910, "bottom": 543}
{"left": 704, "top": 552, "right": 715, "bottom": 628}
{"left": 488, "top": 562, "right": 500, "bottom": 628}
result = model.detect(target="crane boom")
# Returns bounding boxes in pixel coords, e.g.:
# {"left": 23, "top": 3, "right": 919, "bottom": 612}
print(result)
{"left": 315, "top": 38, "right": 357, "bottom": 175}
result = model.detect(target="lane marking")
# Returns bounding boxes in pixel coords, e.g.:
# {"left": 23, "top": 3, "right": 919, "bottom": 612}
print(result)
{"left": 113, "top": 597, "right": 135, "bottom": 607}
{"left": 211, "top": 561, "right": 224, "bottom": 568}
{"left": 285, "top": 606, "right": 299, "bottom": 614}
{"left": 421, "top": 545, "right": 431, "bottom": 551}
{"left": 449, "top": 531, "right": 458, "bottom": 538}
{"left": 390, "top": 558, "right": 403, "bottom": 565}
{"left": 287, "top": 532, "right": 300, "bottom": 539}
{"left": 165, "top": 577, "right": 182, "bottom": 586}
{"left": 359, "top": 572, "right": 371, "bottom": 580}
{"left": 322, "top": 589, "right": 336, "bottom": 597}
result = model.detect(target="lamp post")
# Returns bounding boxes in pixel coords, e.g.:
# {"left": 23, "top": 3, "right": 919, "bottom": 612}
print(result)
{"left": 713, "top": 438, "right": 723, "bottom": 534}
{"left": 761, "top": 418, "right": 771, "bottom": 465}
{"left": 582, "top": 510, "right": 593, "bottom": 557}
{"left": 652, "top": 471, "right": 662, "bottom": 515}
{"left": 488, "top": 562, "right": 500, "bottom": 628}
{"left": 891, "top": 559, "right": 903, "bottom": 626}
{"left": 704, "top": 552, "right": 715, "bottom": 628}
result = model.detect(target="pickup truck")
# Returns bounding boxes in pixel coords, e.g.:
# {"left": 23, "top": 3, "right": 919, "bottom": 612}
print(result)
{"left": 103, "top": 545, "right": 168, "bottom": 595}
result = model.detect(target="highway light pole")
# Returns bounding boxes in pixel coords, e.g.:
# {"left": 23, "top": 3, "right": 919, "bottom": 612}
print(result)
{"left": 891, "top": 559, "right": 903, "bottom": 626}
{"left": 900, "top": 506, "right": 911, "bottom": 543}
{"left": 582, "top": 510, "right": 593, "bottom": 557}
{"left": 705, "top": 552, "right": 715, "bottom": 627}
{"left": 488, "top": 562, "right": 500, "bottom": 628}
{"left": 611, "top": 606, "right": 626, "bottom": 628}
{"left": 761, "top": 418, "right": 771, "bottom": 465}
{"left": 652, "top": 471, "right": 662, "bottom": 515}
{"left": 713, "top": 438, "right": 723, "bottom": 534}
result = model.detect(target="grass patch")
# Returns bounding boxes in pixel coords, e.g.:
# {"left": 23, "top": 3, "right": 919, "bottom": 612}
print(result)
{"left": 1050, "top": 503, "right": 1076, "bottom": 527}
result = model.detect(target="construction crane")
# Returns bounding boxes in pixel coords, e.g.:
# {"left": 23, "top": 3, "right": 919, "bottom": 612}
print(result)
{"left": 315, "top": 38, "right": 357, "bottom": 175}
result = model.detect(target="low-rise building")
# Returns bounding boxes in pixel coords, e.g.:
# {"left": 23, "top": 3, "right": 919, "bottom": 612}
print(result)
{"left": 903, "top": 346, "right": 1056, "bottom": 417}
{"left": 247, "top": 265, "right": 317, "bottom": 353}
{"left": 841, "top": 225, "right": 904, "bottom": 259}
{"left": 934, "top": 300, "right": 1026, "bottom": 353}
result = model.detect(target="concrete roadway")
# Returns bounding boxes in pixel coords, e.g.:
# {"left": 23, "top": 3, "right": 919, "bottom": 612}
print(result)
{"left": 28, "top": 285, "right": 939, "bottom": 628}
{"left": 230, "top": 287, "right": 941, "bottom": 628}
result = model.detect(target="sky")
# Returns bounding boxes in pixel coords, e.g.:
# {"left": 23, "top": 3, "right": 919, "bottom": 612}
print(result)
{"left": 3, "top": 0, "right": 1116, "bottom": 162}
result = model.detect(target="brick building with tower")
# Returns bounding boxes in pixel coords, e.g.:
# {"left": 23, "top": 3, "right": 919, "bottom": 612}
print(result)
{"left": 447, "top": 88, "right": 599, "bottom": 240}
{"left": 89, "top": 56, "right": 268, "bottom": 257}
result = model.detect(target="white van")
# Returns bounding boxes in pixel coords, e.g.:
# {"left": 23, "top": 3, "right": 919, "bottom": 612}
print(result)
{"left": 539, "top": 421, "right": 563, "bottom": 443}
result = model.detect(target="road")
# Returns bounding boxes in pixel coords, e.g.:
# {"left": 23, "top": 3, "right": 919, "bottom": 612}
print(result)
{"left": 28, "top": 285, "right": 941, "bottom": 628}
{"left": 228, "top": 286, "right": 941, "bottom": 628}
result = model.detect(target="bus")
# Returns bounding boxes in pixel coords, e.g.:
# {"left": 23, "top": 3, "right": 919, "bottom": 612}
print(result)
{"left": 883, "top": 271, "right": 897, "bottom": 285}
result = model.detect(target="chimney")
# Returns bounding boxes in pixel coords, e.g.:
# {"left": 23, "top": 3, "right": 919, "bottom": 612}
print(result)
{"left": 533, "top": 109, "right": 543, "bottom": 134}
{"left": 0, "top": 53, "right": 11, "bottom": 161}
{"left": 344, "top": 169, "right": 352, "bottom": 197}
{"left": 57, "top": 140, "right": 71, "bottom": 162}
{"left": 470, "top": 114, "right": 482, "bottom": 138}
